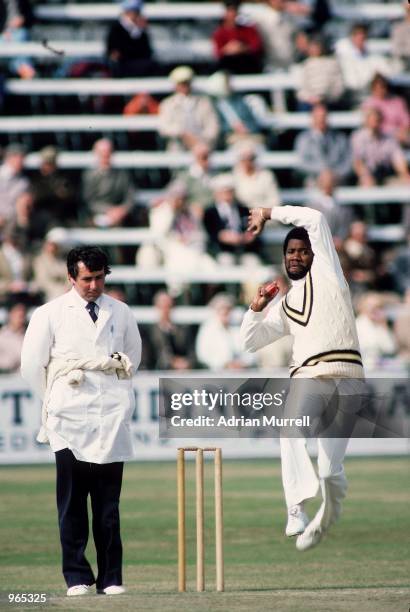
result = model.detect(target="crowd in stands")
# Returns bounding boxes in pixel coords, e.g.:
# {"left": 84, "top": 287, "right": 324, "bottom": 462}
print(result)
{"left": 0, "top": 0, "right": 409, "bottom": 374}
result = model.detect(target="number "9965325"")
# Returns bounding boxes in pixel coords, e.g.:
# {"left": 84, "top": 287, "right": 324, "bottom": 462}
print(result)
{"left": 8, "top": 594, "right": 47, "bottom": 603}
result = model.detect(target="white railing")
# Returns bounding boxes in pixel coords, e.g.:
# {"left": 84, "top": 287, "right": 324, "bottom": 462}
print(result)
{"left": 33, "top": 2, "right": 404, "bottom": 22}
{"left": 21, "top": 150, "right": 410, "bottom": 178}
{"left": 0, "top": 111, "right": 364, "bottom": 133}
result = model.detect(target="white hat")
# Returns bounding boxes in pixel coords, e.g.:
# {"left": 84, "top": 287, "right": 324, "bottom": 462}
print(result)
{"left": 169, "top": 65, "right": 194, "bottom": 84}
{"left": 211, "top": 173, "right": 235, "bottom": 192}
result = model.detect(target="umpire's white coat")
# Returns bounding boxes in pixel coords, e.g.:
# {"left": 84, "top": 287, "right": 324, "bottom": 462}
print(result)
{"left": 21, "top": 288, "right": 142, "bottom": 464}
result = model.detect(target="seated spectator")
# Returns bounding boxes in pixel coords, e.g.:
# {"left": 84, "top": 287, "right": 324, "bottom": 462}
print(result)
{"left": 294, "top": 103, "right": 351, "bottom": 186}
{"left": 176, "top": 142, "right": 215, "bottom": 211}
{"left": 123, "top": 91, "right": 159, "bottom": 115}
{"left": 389, "top": 238, "right": 410, "bottom": 295}
{"left": 252, "top": 0, "right": 297, "bottom": 71}
{"left": 351, "top": 108, "right": 410, "bottom": 187}
{"left": 106, "top": 0, "right": 155, "bottom": 77}
{"left": 0, "top": 0, "right": 35, "bottom": 79}
{"left": 33, "top": 234, "right": 70, "bottom": 302}
{"left": 143, "top": 291, "right": 196, "bottom": 370}
{"left": 278, "top": 0, "right": 331, "bottom": 31}
{"left": 233, "top": 142, "right": 280, "bottom": 210}
{"left": 195, "top": 293, "right": 255, "bottom": 370}
{"left": 8, "top": 191, "right": 47, "bottom": 252}
{"left": 0, "top": 302, "right": 27, "bottom": 373}
{"left": 82, "top": 138, "right": 137, "bottom": 227}
{"left": 335, "top": 23, "right": 392, "bottom": 105}
{"left": 393, "top": 288, "right": 410, "bottom": 363}
{"left": 137, "top": 181, "right": 216, "bottom": 294}
{"left": 207, "top": 71, "right": 265, "bottom": 148}
{"left": 212, "top": 0, "right": 264, "bottom": 74}
{"left": 391, "top": 1, "right": 410, "bottom": 71}
{"left": 204, "top": 173, "right": 259, "bottom": 265}
{"left": 0, "top": 226, "right": 39, "bottom": 306}
{"left": 31, "top": 146, "right": 79, "bottom": 228}
{"left": 296, "top": 35, "right": 345, "bottom": 111}
{"left": 343, "top": 221, "right": 377, "bottom": 294}
{"left": 362, "top": 74, "right": 410, "bottom": 146}
{"left": 355, "top": 292, "right": 397, "bottom": 370}
{"left": 0, "top": 144, "right": 30, "bottom": 232}
{"left": 158, "top": 66, "right": 219, "bottom": 151}
{"left": 308, "top": 169, "right": 351, "bottom": 238}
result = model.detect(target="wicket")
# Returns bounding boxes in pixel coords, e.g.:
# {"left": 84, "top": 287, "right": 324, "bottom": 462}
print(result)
{"left": 177, "top": 447, "right": 224, "bottom": 592}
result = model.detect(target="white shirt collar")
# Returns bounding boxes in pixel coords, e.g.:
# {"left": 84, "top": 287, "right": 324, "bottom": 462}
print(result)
{"left": 70, "top": 286, "right": 103, "bottom": 309}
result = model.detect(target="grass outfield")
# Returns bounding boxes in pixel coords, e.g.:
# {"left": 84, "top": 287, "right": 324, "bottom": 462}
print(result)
{"left": 0, "top": 456, "right": 409, "bottom": 612}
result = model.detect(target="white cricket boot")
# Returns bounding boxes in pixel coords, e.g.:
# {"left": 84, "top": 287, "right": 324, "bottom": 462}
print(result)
{"left": 67, "top": 585, "right": 92, "bottom": 597}
{"left": 285, "top": 504, "right": 309, "bottom": 537}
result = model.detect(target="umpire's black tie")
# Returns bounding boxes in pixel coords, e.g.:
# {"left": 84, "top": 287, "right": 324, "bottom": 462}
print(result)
{"left": 86, "top": 301, "right": 98, "bottom": 323}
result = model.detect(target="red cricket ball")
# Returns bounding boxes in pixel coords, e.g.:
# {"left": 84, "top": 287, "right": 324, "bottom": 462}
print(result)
{"left": 264, "top": 281, "right": 279, "bottom": 298}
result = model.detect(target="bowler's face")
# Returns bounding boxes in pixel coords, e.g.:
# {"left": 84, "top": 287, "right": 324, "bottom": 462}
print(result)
{"left": 69, "top": 263, "right": 105, "bottom": 301}
{"left": 284, "top": 239, "right": 313, "bottom": 280}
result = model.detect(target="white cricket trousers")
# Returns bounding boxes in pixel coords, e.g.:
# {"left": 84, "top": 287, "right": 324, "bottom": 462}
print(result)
{"left": 279, "top": 437, "right": 350, "bottom": 508}
{"left": 278, "top": 377, "right": 365, "bottom": 509}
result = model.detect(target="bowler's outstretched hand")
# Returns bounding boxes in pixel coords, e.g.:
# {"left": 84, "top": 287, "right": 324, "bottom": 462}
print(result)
{"left": 247, "top": 207, "right": 271, "bottom": 236}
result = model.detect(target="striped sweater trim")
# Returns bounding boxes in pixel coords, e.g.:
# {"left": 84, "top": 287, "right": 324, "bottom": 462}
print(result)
{"left": 290, "top": 349, "right": 363, "bottom": 377}
{"left": 282, "top": 271, "right": 313, "bottom": 327}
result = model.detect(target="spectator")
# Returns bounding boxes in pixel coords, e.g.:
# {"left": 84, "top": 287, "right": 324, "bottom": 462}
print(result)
{"left": 296, "top": 35, "right": 345, "bottom": 111}
{"left": 207, "top": 71, "right": 265, "bottom": 148}
{"left": 308, "top": 169, "right": 351, "bottom": 238}
{"left": 144, "top": 291, "right": 196, "bottom": 370}
{"left": 343, "top": 221, "right": 377, "bottom": 294}
{"left": 0, "top": 226, "right": 38, "bottom": 306}
{"left": 204, "top": 173, "right": 259, "bottom": 265}
{"left": 123, "top": 91, "right": 159, "bottom": 115}
{"left": 294, "top": 103, "right": 351, "bottom": 186}
{"left": 106, "top": 0, "right": 155, "bottom": 77}
{"left": 31, "top": 146, "right": 79, "bottom": 227}
{"left": 252, "top": 0, "right": 297, "bottom": 71}
{"left": 137, "top": 181, "right": 216, "bottom": 293}
{"left": 394, "top": 288, "right": 410, "bottom": 363}
{"left": 278, "top": 0, "right": 331, "bottom": 31}
{"left": 158, "top": 66, "right": 219, "bottom": 151}
{"left": 33, "top": 234, "right": 70, "bottom": 302}
{"left": 82, "top": 138, "right": 137, "bottom": 227}
{"left": 362, "top": 73, "right": 410, "bottom": 146}
{"left": 0, "top": 302, "right": 27, "bottom": 373}
{"left": 355, "top": 292, "right": 397, "bottom": 370}
{"left": 176, "top": 142, "right": 215, "bottom": 211}
{"left": 212, "top": 0, "right": 264, "bottom": 74}
{"left": 335, "top": 23, "right": 392, "bottom": 105}
{"left": 389, "top": 239, "right": 410, "bottom": 295}
{"left": 0, "top": 144, "right": 30, "bottom": 231}
{"left": 351, "top": 108, "right": 410, "bottom": 187}
{"left": 233, "top": 142, "right": 280, "bottom": 210}
{"left": 391, "top": 1, "right": 410, "bottom": 71}
{"left": 0, "top": 0, "right": 35, "bottom": 79}
{"left": 8, "top": 191, "right": 47, "bottom": 252}
{"left": 195, "top": 293, "right": 254, "bottom": 370}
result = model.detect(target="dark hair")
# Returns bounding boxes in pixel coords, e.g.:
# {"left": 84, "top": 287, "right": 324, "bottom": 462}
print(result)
{"left": 283, "top": 227, "right": 311, "bottom": 254}
{"left": 351, "top": 22, "right": 368, "bottom": 35}
{"left": 66, "top": 245, "right": 111, "bottom": 279}
{"left": 370, "top": 72, "right": 389, "bottom": 90}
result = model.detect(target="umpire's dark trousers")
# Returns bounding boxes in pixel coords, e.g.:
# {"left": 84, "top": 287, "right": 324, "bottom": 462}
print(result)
{"left": 55, "top": 448, "right": 124, "bottom": 590}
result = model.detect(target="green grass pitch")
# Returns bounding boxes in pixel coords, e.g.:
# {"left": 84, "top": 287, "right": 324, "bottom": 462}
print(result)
{"left": 0, "top": 456, "right": 409, "bottom": 612}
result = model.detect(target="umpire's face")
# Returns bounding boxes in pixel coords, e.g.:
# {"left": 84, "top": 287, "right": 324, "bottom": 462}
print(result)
{"left": 284, "top": 239, "right": 313, "bottom": 280}
{"left": 69, "top": 262, "right": 106, "bottom": 302}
